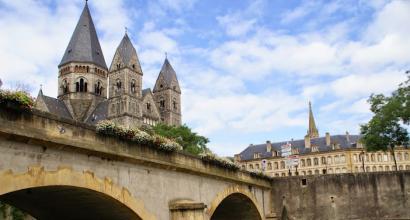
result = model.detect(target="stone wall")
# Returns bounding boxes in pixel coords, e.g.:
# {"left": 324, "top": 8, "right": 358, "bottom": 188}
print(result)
{"left": 271, "top": 172, "right": 410, "bottom": 220}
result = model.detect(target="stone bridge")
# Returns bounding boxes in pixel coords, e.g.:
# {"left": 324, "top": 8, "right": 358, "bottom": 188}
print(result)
{"left": 0, "top": 108, "right": 272, "bottom": 220}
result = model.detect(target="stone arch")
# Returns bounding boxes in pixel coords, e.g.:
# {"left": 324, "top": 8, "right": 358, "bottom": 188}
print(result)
{"left": 0, "top": 165, "right": 156, "bottom": 220}
{"left": 207, "top": 185, "right": 263, "bottom": 220}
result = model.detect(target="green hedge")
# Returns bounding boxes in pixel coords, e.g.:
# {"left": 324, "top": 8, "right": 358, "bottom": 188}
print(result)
{"left": 0, "top": 90, "right": 34, "bottom": 111}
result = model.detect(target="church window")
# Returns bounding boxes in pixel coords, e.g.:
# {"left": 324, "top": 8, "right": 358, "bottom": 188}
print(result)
{"left": 62, "top": 79, "right": 68, "bottom": 94}
{"left": 95, "top": 81, "right": 103, "bottom": 95}
{"left": 147, "top": 103, "right": 151, "bottom": 111}
{"left": 115, "top": 79, "right": 122, "bottom": 94}
{"left": 160, "top": 84, "right": 163, "bottom": 88}
{"left": 130, "top": 80, "right": 136, "bottom": 93}
{"left": 173, "top": 99, "right": 177, "bottom": 110}
{"left": 76, "top": 78, "right": 87, "bottom": 92}
{"left": 160, "top": 99, "right": 165, "bottom": 108}
{"left": 117, "top": 63, "right": 121, "bottom": 70}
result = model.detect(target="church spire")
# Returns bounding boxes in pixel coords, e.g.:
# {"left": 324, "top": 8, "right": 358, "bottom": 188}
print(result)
{"left": 59, "top": 2, "right": 107, "bottom": 69}
{"left": 307, "top": 101, "right": 319, "bottom": 138}
{"left": 109, "top": 33, "right": 142, "bottom": 73}
{"left": 153, "top": 57, "right": 180, "bottom": 93}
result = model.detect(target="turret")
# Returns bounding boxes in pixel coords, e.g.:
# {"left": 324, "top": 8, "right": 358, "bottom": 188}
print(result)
{"left": 57, "top": 2, "right": 108, "bottom": 121}
{"left": 152, "top": 58, "right": 181, "bottom": 126}
{"left": 107, "top": 33, "right": 143, "bottom": 128}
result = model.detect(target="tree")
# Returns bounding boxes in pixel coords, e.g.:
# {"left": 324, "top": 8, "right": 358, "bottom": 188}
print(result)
{"left": 360, "top": 72, "right": 410, "bottom": 171}
{"left": 150, "top": 123, "right": 210, "bottom": 155}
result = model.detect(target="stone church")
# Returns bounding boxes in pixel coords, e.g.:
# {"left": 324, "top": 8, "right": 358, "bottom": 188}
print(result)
{"left": 35, "top": 2, "right": 182, "bottom": 128}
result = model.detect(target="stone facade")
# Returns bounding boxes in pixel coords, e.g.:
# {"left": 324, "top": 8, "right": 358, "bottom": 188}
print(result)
{"left": 35, "top": 2, "right": 181, "bottom": 128}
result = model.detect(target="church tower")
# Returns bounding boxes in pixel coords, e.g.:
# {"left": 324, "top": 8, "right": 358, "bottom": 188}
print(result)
{"left": 307, "top": 101, "right": 319, "bottom": 138}
{"left": 153, "top": 58, "right": 181, "bottom": 126}
{"left": 107, "top": 33, "right": 143, "bottom": 128}
{"left": 58, "top": 2, "right": 108, "bottom": 121}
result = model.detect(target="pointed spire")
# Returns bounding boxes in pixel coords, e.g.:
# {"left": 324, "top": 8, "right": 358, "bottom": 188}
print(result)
{"left": 109, "top": 33, "right": 142, "bottom": 73}
{"left": 153, "top": 57, "right": 180, "bottom": 93}
{"left": 307, "top": 101, "right": 319, "bottom": 138}
{"left": 59, "top": 2, "right": 107, "bottom": 69}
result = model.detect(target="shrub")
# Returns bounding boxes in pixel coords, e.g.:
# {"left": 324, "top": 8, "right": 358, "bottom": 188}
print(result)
{"left": 0, "top": 90, "right": 34, "bottom": 110}
{"left": 199, "top": 152, "right": 240, "bottom": 171}
{"left": 96, "top": 121, "right": 182, "bottom": 153}
{"left": 249, "top": 171, "right": 273, "bottom": 181}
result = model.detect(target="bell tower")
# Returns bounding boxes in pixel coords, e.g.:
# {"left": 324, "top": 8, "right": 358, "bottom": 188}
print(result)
{"left": 107, "top": 33, "right": 143, "bottom": 128}
{"left": 57, "top": 1, "right": 108, "bottom": 121}
{"left": 153, "top": 58, "right": 181, "bottom": 126}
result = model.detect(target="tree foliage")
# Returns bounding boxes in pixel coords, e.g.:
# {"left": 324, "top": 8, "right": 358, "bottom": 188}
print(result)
{"left": 151, "top": 123, "right": 210, "bottom": 155}
{"left": 360, "top": 72, "right": 409, "bottom": 169}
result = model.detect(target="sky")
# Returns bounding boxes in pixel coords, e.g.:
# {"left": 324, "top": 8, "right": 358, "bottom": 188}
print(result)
{"left": 0, "top": 0, "right": 409, "bottom": 156}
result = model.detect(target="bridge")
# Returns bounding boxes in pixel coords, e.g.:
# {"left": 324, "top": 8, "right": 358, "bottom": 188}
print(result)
{"left": 0, "top": 107, "right": 272, "bottom": 220}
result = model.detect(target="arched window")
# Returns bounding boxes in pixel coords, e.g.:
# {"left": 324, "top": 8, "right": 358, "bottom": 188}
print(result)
{"left": 76, "top": 78, "right": 87, "bottom": 92}
{"left": 95, "top": 81, "right": 103, "bottom": 95}
{"left": 146, "top": 103, "right": 151, "bottom": 111}
{"left": 62, "top": 79, "right": 68, "bottom": 94}
{"left": 130, "top": 79, "right": 136, "bottom": 93}
{"left": 173, "top": 98, "right": 177, "bottom": 110}
{"left": 160, "top": 99, "right": 165, "bottom": 108}
{"left": 116, "top": 79, "right": 122, "bottom": 89}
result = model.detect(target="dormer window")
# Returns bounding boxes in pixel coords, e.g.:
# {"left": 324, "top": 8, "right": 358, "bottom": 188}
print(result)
{"left": 253, "top": 153, "right": 260, "bottom": 159}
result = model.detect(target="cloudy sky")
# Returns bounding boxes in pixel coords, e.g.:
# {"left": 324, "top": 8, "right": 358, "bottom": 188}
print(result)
{"left": 0, "top": 0, "right": 409, "bottom": 156}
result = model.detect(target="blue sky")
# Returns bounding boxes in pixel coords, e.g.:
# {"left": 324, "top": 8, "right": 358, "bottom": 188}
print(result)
{"left": 0, "top": 0, "right": 409, "bottom": 156}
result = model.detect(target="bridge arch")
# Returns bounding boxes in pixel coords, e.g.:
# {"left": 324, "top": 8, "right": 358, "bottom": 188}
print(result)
{"left": 207, "top": 185, "right": 263, "bottom": 220}
{"left": 0, "top": 165, "right": 156, "bottom": 220}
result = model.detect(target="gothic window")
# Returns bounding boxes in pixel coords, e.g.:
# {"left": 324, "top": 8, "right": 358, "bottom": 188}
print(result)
{"left": 62, "top": 79, "right": 68, "bottom": 94}
{"left": 117, "top": 63, "right": 121, "bottom": 70}
{"left": 146, "top": 103, "right": 151, "bottom": 111}
{"left": 76, "top": 78, "right": 87, "bottom": 92}
{"left": 130, "top": 80, "right": 136, "bottom": 93}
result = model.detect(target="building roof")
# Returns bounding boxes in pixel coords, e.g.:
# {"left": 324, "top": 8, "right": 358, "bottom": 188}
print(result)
{"left": 153, "top": 58, "right": 180, "bottom": 93}
{"left": 109, "top": 33, "right": 142, "bottom": 72}
{"left": 59, "top": 3, "right": 107, "bottom": 69}
{"left": 142, "top": 88, "right": 151, "bottom": 97}
{"left": 85, "top": 100, "right": 109, "bottom": 125}
{"left": 41, "top": 95, "right": 73, "bottom": 120}
{"left": 307, "top": 101, "right": 319, "bottom": 138}
{"left": 238, "top": 134, "right": 361, "bottom": 161}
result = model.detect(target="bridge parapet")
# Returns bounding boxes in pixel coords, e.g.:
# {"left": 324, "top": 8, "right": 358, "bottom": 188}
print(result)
{"left": 0, "top": 107, "right": 271, "bottom": 189}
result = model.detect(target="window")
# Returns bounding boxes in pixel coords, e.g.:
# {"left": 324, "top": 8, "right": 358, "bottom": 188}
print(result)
{"left": 249, "top": 164, "right": 253, "bottom": 169}
{"left": 383, "top": 153, "right": 388, "bottom": 162}
{"left": 241, "top": 165, "right": 245, "bottom": 170}
{"left": 253, "top": 153, "right": 260, "bottom": 159}
{"left": 255, "top": 164, "right": 260, "bottom": 169}
{"left": 313, "top": 158, "right": 319, "bottom": 166}
{"left": 385, "top": 166, "right": 390, "bottom": 171}
{"left": 405, "top": 153, "right": 409, "bottom": 160}
{"left": 307, "top": 170, "right": 312, "bottom": 175}
{"left": 117, "top": 63, "right": 121, "bottom": 69}
{"left": 173, "top": 99, "right": 177, "bottom": 110}
{"left": 340, "top": 155, "right": 346, "bottom": 163}
{"left": 307, "top": 158, "right": 311, "bottom": 166}
{"left": 301, "top": 159, "right": 305, "bottom": 167}
{"left": 160, "top": 99, "right": 165, "bottom": 108}
{"left": 274, "top": 162, "right": 278, "bottom": 169}
{"left": 397, "top": 153, "right": 403, "bottom": 161}
{"left": 321, "top": 157, "right": 326, "bottom": 165}
{"left": 371, "top": 154, "right": 375, "bottom": 162}
{"left": 327, "top": 156, "right": 332, "bottom": 164}
{"left": 314, "top": 170, "right": 319, "bottom": 175}
{"left": 95, "top": 81, "right": 103, "bottom": 95}
{"left": 130, "top": 80, "right": 136, "bottom": 93}
{"left": 280, "top": 161, "right": 285, "bottom": 169}
{"left": 267, "top": 163, "right": 272, "bottom": 170}
{"left": 334, "top": 155, "right": 339, "bottom": 164}
{"left": 377, "top": 154, "right": 382, "bottom": 162}
{"left": 372, "top": 166, "right": 377, "bottom": 172}
{"left": 76, "top": 78, "right": 87, "bottom": 92}
{"left": 146, "top": 103, "right": 151, "bottom": 111}
{"left": 116, "top": 79, "right": 122, "bottom": 90}
{"left": 62, "top": 79, "right": 68, "bottom": 94}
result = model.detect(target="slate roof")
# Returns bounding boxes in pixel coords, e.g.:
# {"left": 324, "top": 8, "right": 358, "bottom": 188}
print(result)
{"left": 110, "top": 34, "right": 142, "bottom": 72}
{"left": 85, "top": 100, "right": 109, "bottom": 125}
{"left": 59, "top": 3, "right": 107, "bottom": 69}
{"left": 142, "top": 88, "right": 151, "bottom": 97}
{"left": 238, "top": 135, "right": 361, "bottom": 161}
{"left": 41, "top": 95, "right": 72, "bottom": 120}
{"left": 153, "top": 58, "right": 180, "bottom": 92}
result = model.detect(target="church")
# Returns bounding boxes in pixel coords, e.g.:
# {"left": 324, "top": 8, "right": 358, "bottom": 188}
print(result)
{"left": 35, "top": 2, "right": 182, "bottom": 128}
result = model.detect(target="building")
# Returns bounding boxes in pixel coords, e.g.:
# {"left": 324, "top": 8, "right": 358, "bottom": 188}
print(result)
{"left": 35, "top": 2, "right": 181, "bottom": 128}
{"left": 234, "top": 102, "right": 410, "bottom": 177}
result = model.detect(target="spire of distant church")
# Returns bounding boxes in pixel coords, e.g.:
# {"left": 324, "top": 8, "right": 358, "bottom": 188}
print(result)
{"left": 153, "top": 57, "right": 180, "bottom": 93}
{"left": 59, "top": 1, "right": 107, "bottom": 69}
{"left": 307, "top": 101, "right": 319, "bottom": 138}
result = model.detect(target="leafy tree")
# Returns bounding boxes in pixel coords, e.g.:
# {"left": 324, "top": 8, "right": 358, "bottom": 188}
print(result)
{"left": 360, "top": 72, "right": 410, "bottom": 170}
{"left": 150, "top": 123, "right": 210, "bottom": 155}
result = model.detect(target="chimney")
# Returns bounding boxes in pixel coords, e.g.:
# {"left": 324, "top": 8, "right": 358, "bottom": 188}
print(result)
{"left": 304, "top": 135, "right": 311, "bottom": 148}
{"left": 326, "top": 132, "right": 331, "bottom": 146}
{"left": 266, "top": 140, "right": 272, "bottom": 152}
{"left": 346, "top": 131, "right": 350, "bottom": 143}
